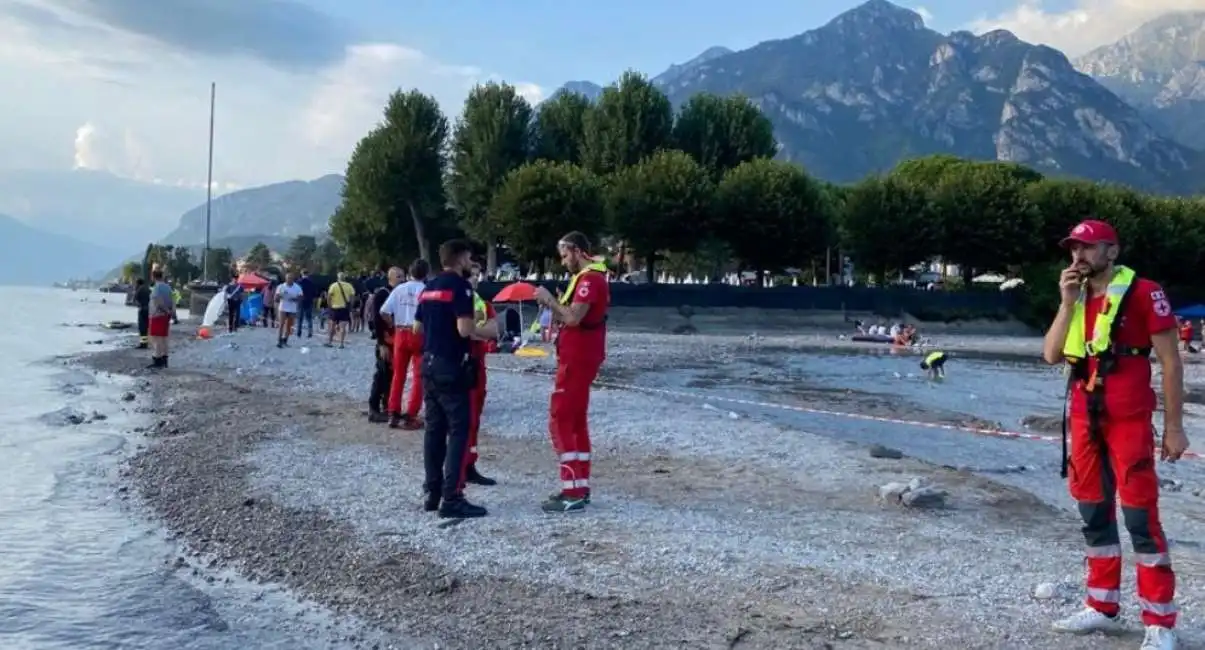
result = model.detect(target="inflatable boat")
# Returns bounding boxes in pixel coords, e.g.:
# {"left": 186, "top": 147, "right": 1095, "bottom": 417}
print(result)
{"left": 851, "top": 334, "right": 895, "bottom": 344}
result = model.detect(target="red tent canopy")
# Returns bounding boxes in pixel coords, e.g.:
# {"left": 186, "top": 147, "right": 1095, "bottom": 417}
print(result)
{"left": 236, "top": 273, "right": 270, "bottom": 289}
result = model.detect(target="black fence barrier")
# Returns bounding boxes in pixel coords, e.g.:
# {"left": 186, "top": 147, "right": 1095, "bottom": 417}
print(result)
{"left": 475, "top": 281, "right": 1019, "bottom": 315}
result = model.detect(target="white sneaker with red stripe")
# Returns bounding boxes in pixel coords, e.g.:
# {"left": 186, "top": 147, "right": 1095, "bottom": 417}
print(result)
{"left": 1051, "top": 607, "right": 1124, "bottom": 635}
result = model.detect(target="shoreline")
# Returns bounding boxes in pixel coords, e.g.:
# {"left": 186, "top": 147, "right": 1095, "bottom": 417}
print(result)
{"left": 75, "top": 325, "right": 1205, "bottom": 648}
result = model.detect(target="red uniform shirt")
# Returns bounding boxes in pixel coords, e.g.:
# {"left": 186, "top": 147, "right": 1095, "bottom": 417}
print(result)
{"left": 470, "top": 302, "right": 496, "bottom": 359}
{"left": 557, "top": 270, "right": 609, "bottom": 364}
{"left": 1070, "top": 277, "right": 1175, "bottom": 419}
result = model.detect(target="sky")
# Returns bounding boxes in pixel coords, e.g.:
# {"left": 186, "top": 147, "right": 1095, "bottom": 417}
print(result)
{"left": 1, "top": 0, "right": 1203, "bottom": 191}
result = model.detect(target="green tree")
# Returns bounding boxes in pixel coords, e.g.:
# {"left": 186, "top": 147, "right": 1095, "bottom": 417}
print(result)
{"left": 672, "top": 94, "right": 777, "bottom": 178}
{"left": 286, "top": 235, "right": 318, "bottom": 271}
{"left": 1025, "top": 178, "right": 1103, "bottom": 260}
{"left": 244, "top": 241, "right": 272, "bottom": 270}
{"left": 581, "top": 71, "right": 673, "bottom": 175}
{"left": 167, "top": 246, "right": 199, "bottom": 283}
{"left": 488, "top": 161, "right": 605, "bottom": 273}
{"left": 315, "top": 239, "right": 345, "bottom": 275}
{"left": 607, "top": 150, "right": 713, "bottom": 283}
{"left": 713, "top": 159, "right": 829, "bottom": 281}
{"left": 447, "top": 82, "right": 534, "bottom": 274}
{"left": 120, "top": 262, "right": 141, "bottom": 283}
{"left": 839, "top": 176, "right": 937, "bottom": 281}
{"left": 533, "top": 91, "right": 592, "bottom": 164}
{"left": 331, "top": 90, "right": 449, "bottom": 265}
{"left": 930, "top": 163, "right": 1041, "bottom": 284}
{"left": 205, "top": 247, "right": 234, "bottom": 280}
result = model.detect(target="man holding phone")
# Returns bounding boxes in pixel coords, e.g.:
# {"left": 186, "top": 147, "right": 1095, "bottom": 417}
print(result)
{"left": 1041, "top": 219, "right": 1186, "bottom": 650}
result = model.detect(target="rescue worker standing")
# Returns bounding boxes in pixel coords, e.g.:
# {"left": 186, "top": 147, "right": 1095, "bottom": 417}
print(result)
{"left": 1042, "top": 219, "right": 1187, "bottom": 650}
{"left": 382, "top": 259, "right": 430, "bottom": 430}
{"left": 533, "top": 232, "right": 610, "bottom": 513}
{"left": 464, "top": 263, "right": 497, "bottom": 487}
{"left": 414, "top": 240, "right": 496, "bottom": 519}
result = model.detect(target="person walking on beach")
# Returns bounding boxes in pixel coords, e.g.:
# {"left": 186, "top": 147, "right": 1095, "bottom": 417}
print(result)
{"left": 414, "top": 240, "right": 494, "bottom": 519}
{"left": 147, "top": 269, "right": 174, "bottom": 369}
{"left": 368, "top": 267, "right": 402, "bottom": 422}
{"left": 533, "top": 231, "right": 610, "bottom": 513}
{"left": 133, "top": 278, "right": 150, "bottom": 349}
{"left": 325, "top": 272, "right": 355, "bottom": 349}
{"left": 464, "top": 263, "right": 497, "bottom": 487}
{"left": 275, "top": 272, "right": 303, "bottom": 348}
{"left": 1042, "top": 219, "right": 1187, "bottom": 650}
{"left": 381, "top": 259, "right": 429, "bottom": 430}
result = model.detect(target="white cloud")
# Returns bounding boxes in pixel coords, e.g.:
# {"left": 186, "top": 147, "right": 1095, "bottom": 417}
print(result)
{"left": 968, "top": 0, "right": 1205, "bottom": 57}
{"left": 0, "top": 0, "right": 546, "bottom": 188}
{"left": 914, "top": 6, "right": 934, "bottom": 25}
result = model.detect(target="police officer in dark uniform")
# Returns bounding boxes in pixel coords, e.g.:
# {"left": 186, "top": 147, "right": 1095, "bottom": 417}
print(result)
{"left": 414, "top": 239, "right": 497, "bottom": 519}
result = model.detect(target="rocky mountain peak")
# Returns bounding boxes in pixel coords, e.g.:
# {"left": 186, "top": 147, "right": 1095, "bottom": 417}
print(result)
{"left": 654, "top": 46, "right": 736, "bottom": 90}
{"left": 826, "top": 0, "right": 926, "bottom": 33}
{"left": 1074, "top": 11, "right": 1205, "bottom": 149}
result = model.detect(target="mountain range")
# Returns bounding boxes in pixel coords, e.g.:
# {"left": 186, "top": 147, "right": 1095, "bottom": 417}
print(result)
{"left": 550, "top": 0, "right": 1205, "bottom": 193}
{"left": 8, "top": 0, "right": 1205, "bottom": 284}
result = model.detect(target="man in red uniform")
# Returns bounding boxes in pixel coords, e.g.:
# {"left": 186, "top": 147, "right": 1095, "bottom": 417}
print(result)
{"left": 381, "top": 259, "right": 429, "bottom": 430}
{"left": 1041, "top": 219, "right": 1187, "bottom": 650}
{"left": 534, "top": 231, "right": 610, "bottom": 513}
{"left": 464, "top": 263, "right": 497, "bottom": 487}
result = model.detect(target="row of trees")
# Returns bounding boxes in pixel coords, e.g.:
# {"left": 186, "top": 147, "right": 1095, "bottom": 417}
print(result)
{"left": 330, "top": 70, "right": 1205, "bottom": 296}
{"left": 123, "top": 235, "right": 347, "bottom": 283}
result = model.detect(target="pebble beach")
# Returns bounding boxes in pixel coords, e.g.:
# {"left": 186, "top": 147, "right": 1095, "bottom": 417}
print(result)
{"left": 75, "top": 316, "right": 1205, "bottom": 649}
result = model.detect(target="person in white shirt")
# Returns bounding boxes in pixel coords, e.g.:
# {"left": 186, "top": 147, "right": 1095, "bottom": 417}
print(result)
{"left": 275, "top": 272, "right": 304, "bottom": 348}
{"left": 380, "top": 259, "right": 430, "bottom": 429}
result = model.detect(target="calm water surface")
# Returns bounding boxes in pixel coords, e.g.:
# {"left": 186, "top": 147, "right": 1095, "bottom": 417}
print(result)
{"left": 0, "top": 287, "right": 369, "bottom": 650}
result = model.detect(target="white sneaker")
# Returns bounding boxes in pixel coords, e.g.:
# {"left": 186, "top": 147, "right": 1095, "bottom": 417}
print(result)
{"left": 1051, "top": 607, "right": 1124, "bottom": 635}
{"left": 1140, "top": 625, "right": 1176, "bottom": 650}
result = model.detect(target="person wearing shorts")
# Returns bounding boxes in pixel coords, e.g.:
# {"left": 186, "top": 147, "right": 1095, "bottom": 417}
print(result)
{"left": 275, "top": 273, "right": 303, "bottom": 348}
{"left": 147, "top": 269, "right": 173, "bottom": 368}
{"left": 326, "top": 272, "right": 355, "bottom": 348}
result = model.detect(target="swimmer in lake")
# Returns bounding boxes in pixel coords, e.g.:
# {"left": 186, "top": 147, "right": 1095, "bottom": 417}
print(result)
{"left": 919, "top": 350, "right": 947, "bottom": 380}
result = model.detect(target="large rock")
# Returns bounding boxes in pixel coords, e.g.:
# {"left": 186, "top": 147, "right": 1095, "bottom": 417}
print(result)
{"left": 878, "top": 476, "right": 948, "bottom": 509}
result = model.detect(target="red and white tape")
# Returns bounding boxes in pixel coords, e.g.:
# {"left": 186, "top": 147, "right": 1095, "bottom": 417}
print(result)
{"left": 488, "top": 363, "right": 1202, "bottom": 461}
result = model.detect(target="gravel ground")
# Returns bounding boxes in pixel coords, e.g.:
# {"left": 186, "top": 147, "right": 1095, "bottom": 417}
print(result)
{"left": 78, "top": 322, "right": 1205, "bottom": 649}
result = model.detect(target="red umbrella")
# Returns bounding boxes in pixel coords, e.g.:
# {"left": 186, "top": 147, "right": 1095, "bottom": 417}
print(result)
{"left": 236, "top": 272, "right": 270, "bottom": 289}
{"left": 492, "top": 281, "right": 539, "bottom": 303}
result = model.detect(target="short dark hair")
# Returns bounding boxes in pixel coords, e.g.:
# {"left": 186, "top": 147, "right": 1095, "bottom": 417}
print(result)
{"left": 438, "top": 240, "right": 472, "bottom": 269}
{"left": 135, "top": 278, "right": 145, "bottom": 286}
{"left": 409, "top": 258, "right": 430, "bottom": 280}
{"left": 151, "top": 269, "right": 164, "bottom": 281}
{"left": 559, "top": 231, "right": 591, "bottom": 253}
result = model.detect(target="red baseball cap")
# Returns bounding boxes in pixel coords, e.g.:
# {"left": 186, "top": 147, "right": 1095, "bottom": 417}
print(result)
{"left": 1059, "top": 219, "right": 1118, "bottom": 248}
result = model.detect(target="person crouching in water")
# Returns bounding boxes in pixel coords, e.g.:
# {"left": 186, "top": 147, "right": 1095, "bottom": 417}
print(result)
{"left": 919, "top": 350, "right": 946, "bottom": 380}
{"left": 464, "top": 263, "right": 497, "bottom": 487}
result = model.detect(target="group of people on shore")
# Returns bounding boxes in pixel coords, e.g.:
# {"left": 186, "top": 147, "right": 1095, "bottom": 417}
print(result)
{"left": 364, "top": 231, "right": 609, "bottom": 517}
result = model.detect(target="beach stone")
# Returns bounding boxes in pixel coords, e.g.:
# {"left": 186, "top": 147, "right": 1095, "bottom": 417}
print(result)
{"left": 878, "top": 482, "right": 910, "bottom": 503}
{"left": 1033, "top": 583, "right": 1057, "bottom": 600}
{"left": 868, "top": 444, "right": 903, "bottom": 459}
{"left": 901, "top": 486, "right": 948, "bottom": 509}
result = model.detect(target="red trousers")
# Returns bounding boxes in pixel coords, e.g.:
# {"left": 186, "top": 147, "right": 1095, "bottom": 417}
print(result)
{"left": 1068, "top": 412, "right": 1176, "bottom": 627}
{"left": 549, "top": 357, "right": 601, "bottom": 499}
{"left": 466, "top": 358, "right": 486, "bottom": 469}
{"left": 388, "top": 329, "right": 422, "bottom": 418}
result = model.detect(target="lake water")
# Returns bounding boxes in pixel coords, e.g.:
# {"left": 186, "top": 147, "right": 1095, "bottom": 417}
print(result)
{"left": 0, "top": 287, "right": 371, "bottom": 650}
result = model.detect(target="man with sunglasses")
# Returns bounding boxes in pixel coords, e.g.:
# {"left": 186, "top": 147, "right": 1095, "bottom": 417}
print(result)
{"left": 533, "top": 232, "right": 610, "bottom": 513}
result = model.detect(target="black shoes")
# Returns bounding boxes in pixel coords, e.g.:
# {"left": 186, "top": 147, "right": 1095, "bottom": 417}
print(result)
{"left": 368, "top": 411, "right": 388, "bottom": 423}
{"left": 438, "top": 497, "right": 488, "bottom": 519}
{"left": 465, "top": 464, "right": 496, "bottom": 486}
{"left": 146, "top": 356, "right": 168, "bottom": 369}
